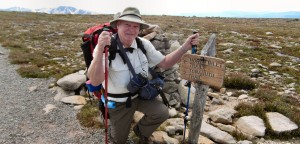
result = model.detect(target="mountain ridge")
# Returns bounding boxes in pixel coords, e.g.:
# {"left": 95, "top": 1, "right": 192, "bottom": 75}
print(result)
{"left": 0, "top": 6, "right": 96, "bottom": 15}
{"left": 1, "top": 6, "right": 300, "bottom": 18}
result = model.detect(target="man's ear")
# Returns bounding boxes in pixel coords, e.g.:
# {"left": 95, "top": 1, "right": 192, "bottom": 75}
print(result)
{"left": 116, "top": 20, "right": 122, "bottom": 28}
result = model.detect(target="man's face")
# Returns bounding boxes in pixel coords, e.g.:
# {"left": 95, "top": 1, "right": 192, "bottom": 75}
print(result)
{"left": 117, "top": 20, "right": 140, "bottom": 47}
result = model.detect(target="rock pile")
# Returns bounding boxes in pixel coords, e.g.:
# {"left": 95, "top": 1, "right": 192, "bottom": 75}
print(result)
{"left": 140, "top": 24, "right": 183, "bottom": 108}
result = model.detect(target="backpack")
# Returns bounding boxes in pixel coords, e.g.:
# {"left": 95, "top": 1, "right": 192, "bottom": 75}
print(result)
{"left": 81, "top": 22, "right": 117, "bottom": 69}
{"left": 80, "top": 22, "right": 146, "bottom": 70}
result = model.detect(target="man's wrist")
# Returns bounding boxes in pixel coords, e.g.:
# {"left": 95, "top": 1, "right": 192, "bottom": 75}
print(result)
{"left": 96, "top": 44, "right": 105, "bottom": 53}
{"left": 180, "top": 46, "right": 187, "bottom": 53}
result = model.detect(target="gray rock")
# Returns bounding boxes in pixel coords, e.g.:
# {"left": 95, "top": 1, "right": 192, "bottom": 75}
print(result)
{"left": 235, "top": 116, "right": 266, "bottom": 137}
{"left": 201, "top": 121, "right": 236, "bottom": 144}
{"left": 266, "top": 112, "right": 298, "bottom": 134}
{"left": 208, "top": 108, "right": 237, "bottom": 124}
{"left": 60, "top": 95, "right": 87, "bottom": 105}
{"left": 57, "top": 71, "right": 86, "bottom": 91}
{"left": 179, "top": 79, "right": 196, "bottom": 107}
{"left": 269, "top": 62, "right": 282, "bottom": 67}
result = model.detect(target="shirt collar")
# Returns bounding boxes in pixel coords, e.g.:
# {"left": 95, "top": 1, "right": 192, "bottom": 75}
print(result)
{"left": 129, "top": 39, "right": 138, "bottom": 50}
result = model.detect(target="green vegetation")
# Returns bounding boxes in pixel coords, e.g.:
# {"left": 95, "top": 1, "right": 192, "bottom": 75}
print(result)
{"left": 224, "top": 72, "right": 258, "bottom": 90}
{"left": 270, "top": 66, "right": 300, "bottom": 83}
{"left": 76, "top": 100, "right": 102, "bottom": 128}
{"left": 17, "top": 65, "right": 51, "bottom": 78}
{"left": 296, "top": 85, "right": 300, "bottom": 94}
{"left": 230, "top": 129, "right": 249, "bottom": 141}
{"left": 1, "top": 12, "right": 299, "bottom": 85}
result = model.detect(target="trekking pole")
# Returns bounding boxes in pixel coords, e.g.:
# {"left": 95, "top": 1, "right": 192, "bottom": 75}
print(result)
{"left": 104, "top": 45, "right": 109, "bottom": 144}
{"left": 103, "top": 28, "right": 110, "bottom": 144}
{"left": 183, "top": 31, "right": 198, "bottom": 144}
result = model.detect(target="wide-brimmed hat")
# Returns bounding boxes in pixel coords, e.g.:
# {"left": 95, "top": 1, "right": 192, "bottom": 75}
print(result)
{"left": 110, "top": 7, "right": 149, "bottom": 30}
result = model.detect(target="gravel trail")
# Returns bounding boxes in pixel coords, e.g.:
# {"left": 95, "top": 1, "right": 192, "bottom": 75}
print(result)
{"left": 0, "top": 46, "right": 105, "bottom": 144}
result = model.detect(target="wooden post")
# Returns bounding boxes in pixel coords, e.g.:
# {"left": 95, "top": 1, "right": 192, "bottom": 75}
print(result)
{"left": 201, "top": 33, "right": 217, "bottom": 57}
{"left": 188, "top": 34, "right": 217, "bottom": 144}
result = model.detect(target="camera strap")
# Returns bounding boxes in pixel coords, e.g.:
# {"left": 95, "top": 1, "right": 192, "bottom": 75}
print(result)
{"left": 116, "top": 35, "right": 137, "bottom": 108}
{"left": 116, "top": 41, "right": 136, "bottom": 76}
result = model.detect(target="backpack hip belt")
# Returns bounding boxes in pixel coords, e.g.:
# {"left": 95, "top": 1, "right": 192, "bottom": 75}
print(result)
{"left": 107, "top": 92, "right": 138, "bottom": 103}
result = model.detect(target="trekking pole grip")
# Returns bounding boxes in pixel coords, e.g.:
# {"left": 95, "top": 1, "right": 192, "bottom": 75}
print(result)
{"left": 103, "top": 27, "right": 111, "bottom": 50}
{"left": 192, "top": 31, "right": 198, "bottom": 54}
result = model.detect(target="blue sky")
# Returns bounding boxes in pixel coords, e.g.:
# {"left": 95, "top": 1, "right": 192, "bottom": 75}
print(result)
{"left": 1, "top": 0, "right": 300, "bottom": 15}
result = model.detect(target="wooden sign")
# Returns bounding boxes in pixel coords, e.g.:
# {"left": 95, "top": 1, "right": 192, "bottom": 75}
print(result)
{"left": 179, "top": 54, "right": 225, "bottom": 89}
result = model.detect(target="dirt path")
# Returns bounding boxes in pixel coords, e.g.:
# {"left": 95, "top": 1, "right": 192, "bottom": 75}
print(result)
{"left": 0, "top": 46, "right": 105, "bottom": 144}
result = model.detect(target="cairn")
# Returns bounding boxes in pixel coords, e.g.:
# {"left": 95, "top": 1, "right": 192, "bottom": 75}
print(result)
{"left": 140, "top": 24, "right": 182, "bottom": 108}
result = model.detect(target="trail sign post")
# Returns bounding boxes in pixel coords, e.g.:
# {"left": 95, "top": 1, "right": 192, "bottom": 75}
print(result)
{"left": 180, "top": 34, "right": 224, "bottom": 143}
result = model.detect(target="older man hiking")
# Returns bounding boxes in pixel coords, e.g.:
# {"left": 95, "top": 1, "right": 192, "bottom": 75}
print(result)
{"left": 87, "top": 7, "right": 199, "bottom": 144}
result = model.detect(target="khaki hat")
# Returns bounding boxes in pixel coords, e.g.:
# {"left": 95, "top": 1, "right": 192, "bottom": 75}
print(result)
{"left": 110, "top": 7, "right": 149, "bottom": 30}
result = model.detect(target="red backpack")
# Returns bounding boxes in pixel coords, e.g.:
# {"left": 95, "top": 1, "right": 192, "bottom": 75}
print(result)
{"left": 81, "top": 22, "right": 117, "bottom": 69}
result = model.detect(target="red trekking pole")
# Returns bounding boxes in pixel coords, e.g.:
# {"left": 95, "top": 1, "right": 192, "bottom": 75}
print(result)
{"left": 100, "top": 27, "right": 111, "bottom": 144}
{"left": 104, "top": 45, "right": 109, "bottom": 144}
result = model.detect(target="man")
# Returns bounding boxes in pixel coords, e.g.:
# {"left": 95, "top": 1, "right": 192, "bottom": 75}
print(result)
{"left": 87, "top": 7, "right": 199, "bottom": 144}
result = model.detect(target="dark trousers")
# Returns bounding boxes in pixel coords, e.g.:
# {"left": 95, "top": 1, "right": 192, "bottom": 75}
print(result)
{"left": 108, "top": 98, "right": 169, "bottom": 144}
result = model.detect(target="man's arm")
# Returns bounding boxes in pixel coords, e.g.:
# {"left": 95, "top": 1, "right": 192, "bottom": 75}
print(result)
{"left": 87, "top": 31, "right": 111, "bottom": 86}
{"left": 87, "top": 45, "right": 105, "bottom": 86}
{"left": 157, "top": 33, "right": 199, "bottom": 69}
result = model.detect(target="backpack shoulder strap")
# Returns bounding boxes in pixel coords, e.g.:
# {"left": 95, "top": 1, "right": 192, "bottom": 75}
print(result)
{"left": 136, "top": 37, "right": 146, "bottom": 55}
{"left": 108, "top": 35, "right": 147, "bottom": 66}
{"left": 108, "top": 34, "right": 120, "bottom": 66}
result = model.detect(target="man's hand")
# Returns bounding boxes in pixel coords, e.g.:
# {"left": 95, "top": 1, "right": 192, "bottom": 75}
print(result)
{"left": 181, "top": 33, "right": 200, "bottom": 52}
{"left": 97, "top": 31, "right": 112, "bottom": 52}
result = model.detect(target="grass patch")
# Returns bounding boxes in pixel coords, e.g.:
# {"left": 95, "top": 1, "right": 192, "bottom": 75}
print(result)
{"left": 270, "top": 66, "right": 300, "bottom": 82}
{"left": 76, "top": 100, "right": 102, "bottom": 128}
{"left": 9, "top": 48, "right": 53, "bottom": 66}
{"left": 17, "top": 65, "right": 51, "bottom": 78}
{"left": 235, "top": 102, "right": 265, "bottom": 118}
{"left": 2, "top": 41, "right": 26, "bottom": 49}
{"left": 251, "top": 88, "right": 278, "bottom": 102}
{"left": 253, "top": 88, "right": 299, "bottom": 106}
{"left": 280, "top": 45, "right": 300, "bottom": 58}
{"left": 8, "top": 48, "right": 32, "bottom": 64}
{"left": 224, "top": 72, "right": 258, "bottom": 90}
{"left": 230, "top": 129, "right": 249, "bottom": 141}
{"left": 296, "top": 85, "right": 300, "bottom": 94}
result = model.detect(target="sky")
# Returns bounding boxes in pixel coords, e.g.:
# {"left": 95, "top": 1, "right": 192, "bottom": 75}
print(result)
{"left": 0, "top": 0, "right": 300, "bottom": 15}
